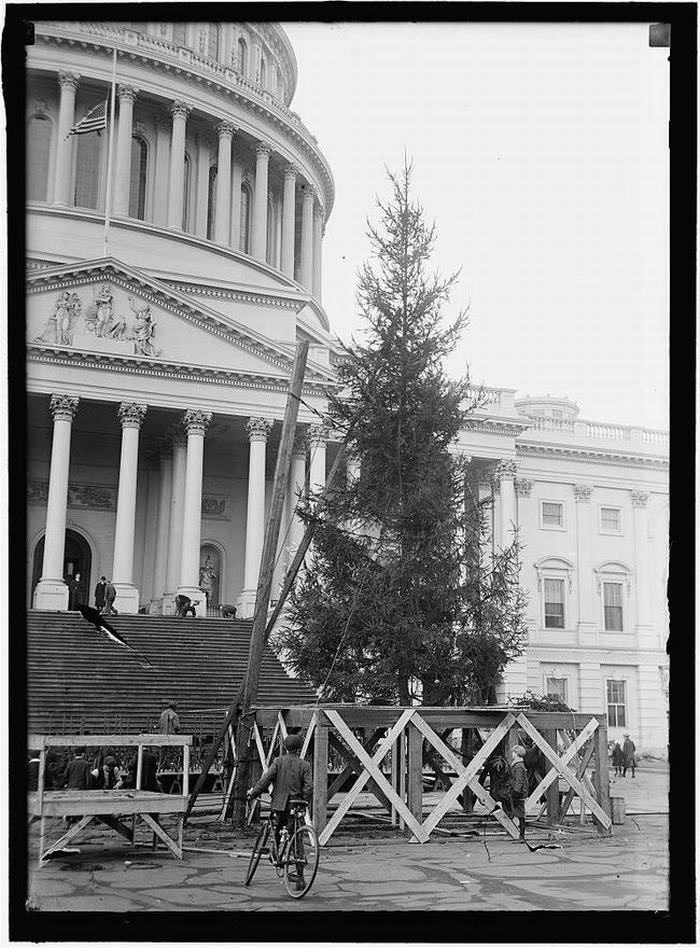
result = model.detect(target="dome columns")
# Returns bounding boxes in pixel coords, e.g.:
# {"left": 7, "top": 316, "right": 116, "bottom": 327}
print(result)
{"left": 252, "top": 142, "right": 272, "bottom": 260}
{"left": 300, "top": 184, "right": 315, "bottom": 291}
{"left": 167, "top": 101, "right": 191, "bottom": 228}
{"left": 214, "top": 122, "right": 236, "bottom": 244}
{"left": 113, "top": 85, "right": 139, "bottom": 216}
{"left": 281, "top": 164, "right": 298, "bottom": 277}
{"left": 54, "top": 73, "right": 80, "bottom": 206}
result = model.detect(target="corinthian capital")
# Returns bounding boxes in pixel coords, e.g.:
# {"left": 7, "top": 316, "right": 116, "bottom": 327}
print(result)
{"left": 631, "top": 490, "right": 649, "bottom": 508}
{"left": 497, "top": 458, "right": 518, "bottom": 480}
{"left": 514, "top": 478, "right": 533, "bottom": 497}
{"left": 216, "top": 120, "right": 236, "bottom": 139}
{"left": 573, "top": 483, "right": 593, "bottom": 503}
{"left": 118, "top": 402, "right": 147, "bottom": 429}
{"left": 307, "top": 422, "right": 329, "bottom": 446}
{"left": 284, "top": 163, "right": 300, "bottom": 181}
{"left": 118, "top": 84, "right": 138, "bottom": 102}
{"left": 183, "top": 409, "right": 213, "bottom": 435}
{"left": 170, "top": 100, "right": 191, "bottom": 120}
{"left": 49, "top": 394, "right": 79, "bottom": 422}
{"left": 57, "top": 72, "right": 80, "bottom": 91}
{"left": 255, "top": 141, "right": 272, "bottom": 159}
{"left": 246, "top": 417, "right": 273, "bottom": 441}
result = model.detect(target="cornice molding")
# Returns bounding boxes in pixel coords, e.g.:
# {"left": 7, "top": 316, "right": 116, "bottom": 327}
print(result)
{"left": 527, "top": 645, "right": 668, "bottom": 664}
{"left": 516, "top": 442, "right": 669, "bottom": 470}
{"left": 165, "top": 280, "right": 301, "bottom": 311}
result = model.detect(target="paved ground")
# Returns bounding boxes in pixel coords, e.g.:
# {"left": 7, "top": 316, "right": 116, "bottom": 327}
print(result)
{"left": 26, "top": 762, "right": 668, "bottom": 913}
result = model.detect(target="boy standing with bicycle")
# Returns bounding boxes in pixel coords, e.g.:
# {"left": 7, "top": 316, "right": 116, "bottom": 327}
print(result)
{"left": 246, "top": 733, "right": 312, "bottom": 890}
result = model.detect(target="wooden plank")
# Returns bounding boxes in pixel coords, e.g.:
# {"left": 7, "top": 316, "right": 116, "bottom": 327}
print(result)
{"left": 37, "top": 748, "right": 46, "bottom": 815}
{"left": 560, "top": 740, "right": 596, "bottom": 820}
{"left": 390, "top": 731, "right": 399, "bottom": 826}
{"left": 183, "top": 745, "right": 190, "bottom": 797}
{"left": 524, "top": 719, "right": 598, "bottom": 812}
{"left": 96, "top": 815, "right": 134, "bottom": 842}
{"left": 406, "top": 722, "right": 423, "bottom": 822}
{"left": 40, "top": 815, "right": 94, "bottom": 864}
{"left": 327, "top": 732, "right": 392, "bottom": 811}
{"left": 300, "top": 712, "right": 317, "bottom": 760}
{"left": 541, "top": 729, "right": 560, "bottom": 825}
{"left": 399, "top": 731, "right": 406, "bottom": 832}
{"left": 141, "top": 813, "right": 182, "bottom": 860}
{"left": 560, "top": 729, "right": 597, "bottom": 799}
{"left": 515, "top": 714, "right": 611, "bottom": 829}
{"left": 29, "top": 734, "right": 193, "bottom": 747}
{"left": 312, "top": 725, "right": 329, "bottom": 834}
{"left": 136, "top": 745, "right": 144, "bottom": 791}
{"left": 592, "top": 717, "right": 612, "bottom": 835}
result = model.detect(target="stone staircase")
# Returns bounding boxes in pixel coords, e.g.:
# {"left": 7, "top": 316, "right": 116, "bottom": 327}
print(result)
{"left": 26, "top": 611, "right": 316, "bottom": 736}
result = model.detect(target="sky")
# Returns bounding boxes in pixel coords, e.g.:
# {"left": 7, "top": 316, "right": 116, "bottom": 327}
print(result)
{"left": 284, "top": 21, "right": 670, "bottom": 430}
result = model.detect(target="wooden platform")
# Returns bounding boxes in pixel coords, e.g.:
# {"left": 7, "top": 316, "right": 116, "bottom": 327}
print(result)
{"left": 29, "top": 789, "right": 187, "bottom": 817}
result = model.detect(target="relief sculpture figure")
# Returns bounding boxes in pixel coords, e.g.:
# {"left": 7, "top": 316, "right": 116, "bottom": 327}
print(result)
{"left": 128, "top": 296, "right": 161, "bottom": 357}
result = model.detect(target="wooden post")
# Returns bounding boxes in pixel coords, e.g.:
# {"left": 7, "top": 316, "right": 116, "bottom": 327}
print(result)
{"left": 592, "top": 719, "right": 612, "bottom": 836}
{"left": 399, "top": 730, "right": 406, "bottom": 832}
{"left": 312, "top": 725, "right": 328, "bottom": 837}
{"left": 407, "top": 722, "right": 423, "bottom": 826}
{"left": 542, "top": 729, "right": 560, "bottom": 826}
{"left": 461, "top": 729, "right": 476, "bottom": 812}
{"left": 136, "top": 745, "right": 144, "bottom": 790}
{"left": 390, "top": 732, "right": 399, "bottom": 826}
{"left": 183, "top": 744, "right": 190, "bottom": 797}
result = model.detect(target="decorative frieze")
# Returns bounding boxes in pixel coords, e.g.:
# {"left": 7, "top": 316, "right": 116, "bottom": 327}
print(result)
{"left": 28, "top": 479, "right": 116, "bottom": 510}
{"left": 631, "top": 490, "right": 649, "bottom": 508}
{"left": 514, "top": 478, "right": 533, "bottom": 497}
{"left": 246, "top": 416, "right": 273, "bottom": 441}
{"left": 201, "top": 494, "right": 232, "bottom": 520}
{"left": 573, "top": 483, "right": 593, "bottom": 503}
{"left": 49, "top": 394, "right": 79, "bottom": 422}
{"left": 183, "top": 408, "right": 213, "bottom": 435}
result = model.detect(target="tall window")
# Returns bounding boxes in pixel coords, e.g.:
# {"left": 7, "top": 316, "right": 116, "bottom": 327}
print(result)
{"left": 603, "top": 582, "right": 623, "bottom": 631}
{"left": 27, "top": 115, "right": 52, "bottom": 201}
{"left": 206, "top": 165, "right": 217, "bottom": 240}
{"left": 206, "top": 24, "right": 220, "bottom": 61}
{"left": 237, "top": 38, "right": 248, "bottom": 75}
{"left": 543, "top": 578, "right": 565, "bottom": 629}
{"left": 259, "top": 54, "right": 266, "bottom": 88}
{"left": 239, "top": 182, "right": 251, "bottom": 252}
{"left": 545, "top": 677, "right": 568, "bottom": 702}
{"left": 182, "top": 153, "right": 191, "bottom": 231}
{"left": 172, "top": 23, "right": 186, "bottom": 45}
{"left": 606, "top": 680, "right": 626, "bottom": 727}
{"left": 128, "top": 136, "right": 147, "bottom": 220}
{"left": 73, "top": 129, "right": 101, "bottom": 209}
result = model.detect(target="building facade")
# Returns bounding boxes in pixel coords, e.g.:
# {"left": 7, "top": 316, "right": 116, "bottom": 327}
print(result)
{"left": 25, "top": 21, "right": 669, "bottom": 754}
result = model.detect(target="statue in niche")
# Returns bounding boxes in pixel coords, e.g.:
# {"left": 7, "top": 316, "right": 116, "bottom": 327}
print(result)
{"left": 199, "top": 554, "right": 217, "bottom": 606}
{"left": 128, "top": 296, "right": 160, "bottom": 357}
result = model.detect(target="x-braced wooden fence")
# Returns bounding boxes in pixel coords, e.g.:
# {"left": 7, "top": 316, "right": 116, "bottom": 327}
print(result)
{"left": 248, "top": 705, "right": 613, "bottom": 846}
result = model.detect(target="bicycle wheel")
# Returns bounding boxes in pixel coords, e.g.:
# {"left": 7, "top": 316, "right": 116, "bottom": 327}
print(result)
{"left": 245, "top": 821, "right": 269, "bottom": 886}
{"left": 282, "top": 824, "right": 319, "bottom": 899}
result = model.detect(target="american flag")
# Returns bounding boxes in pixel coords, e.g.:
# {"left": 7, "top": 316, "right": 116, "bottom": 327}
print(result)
{"left": 66, "top": 100, "right": 108, "bottom": 138}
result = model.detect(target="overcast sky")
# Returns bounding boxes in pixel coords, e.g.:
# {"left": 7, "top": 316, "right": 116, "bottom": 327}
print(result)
{"left": 284, "top": 21, "right": 670, "bottom": 430}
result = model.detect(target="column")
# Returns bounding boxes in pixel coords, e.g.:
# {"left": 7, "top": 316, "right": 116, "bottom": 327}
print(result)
{"left": 300, "top": 185, "right": 314, "bottom": 290}
{"left": 497, "top": 459, "right": 517, "bottom": 549}
{"left": 195, "top": 134, "right": 211, "bottom": 238}
{"left": 252, "top": 142, "right": 271, "bottom": 260}
{"left": 312, "top": 201, "right": 324, "bottom": 300}
{"left": 113, "top": 85, "right": 138, "bottom": 216}
{"left": 237, "top": 417, "right": 273, "bottom": 617}
{"left": 477, "top": 469, "right": 495, "bottom": 557}
{"left": 54, "top": 73, "right": 79, "bottom": 205}
{"left": 33, "top": 395, "right": 79, "bottom": 610}
{"left": 112, "top": 402, "right": 147, "bottom": 613}
{"left": 308, "top": 423, "right": 327, "bottom": 495}
{"left": 214, "top": 122, "right": 235, "bottom": 244}
{"left": 139, "top": 453, "right": 160, "bottom": 607}
{"left": 574, "top": 484, "right": 597, "bottom": 644}
{"left": 230, "top": 157, "right": 242, "bottom": 248}
{"left": 631, "top": 490, "right": 655, "bottom": 647}
{"left": 176, "top": 409, "right": 213, "bottom": 617}
{"left": 281, "top": 164, "right": 297, "bottom": 277}
{"left": 163, "top": 429, "right": 187, "bottom": 613}
{"left": 153, "top": 116, "right": 171, "bottom": 227}
{"left": 151, "top": 445, "right": 173, "bottom": 608}
{"left": 167, "top": 101, "right": 190, "bottom": 228}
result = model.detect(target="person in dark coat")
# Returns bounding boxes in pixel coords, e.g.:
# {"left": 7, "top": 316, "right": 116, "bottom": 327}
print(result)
{"left": 523, "top": 738, "right": 545, "bottom": 796}
{"left": 612, "top": 742, "right": 624, "bottom": 777}
{"left": 509, "top": 745, "right": 529, "bottom": 842}
{"left": 63, "top": 747, "right": 92, "bottom": 790}
{"left": 94, "top": 576, "right": 107, "bottom": 613}
{"left": 67, "top": 572, "right": 84, "bottom": 610}
{"left": 103, "top": 579, "right": 118, "bottom": 615}
{"left": 622, "top": 735, "right": 636, "bottom": 778}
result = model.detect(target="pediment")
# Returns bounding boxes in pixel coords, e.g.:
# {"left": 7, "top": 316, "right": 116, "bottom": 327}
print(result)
{"left": 26, "top": 258, "right": 336, "bottom": 384}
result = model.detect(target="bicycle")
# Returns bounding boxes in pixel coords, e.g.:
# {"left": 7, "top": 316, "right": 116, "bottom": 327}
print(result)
{"left": 245, "top": 798, "right": 319, "bottom": 898}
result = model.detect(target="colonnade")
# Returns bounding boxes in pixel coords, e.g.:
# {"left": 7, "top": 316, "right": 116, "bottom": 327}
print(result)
{"left": 51, "top": 73, "right": 325, "bottom": 296}
{"left": 32, "top": 395, "right": 329, "bottom": 617}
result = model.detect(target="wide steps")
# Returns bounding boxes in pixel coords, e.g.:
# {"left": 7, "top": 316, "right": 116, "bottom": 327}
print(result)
{"left": 26, "top": 611, "right": 316, "bottom": 735}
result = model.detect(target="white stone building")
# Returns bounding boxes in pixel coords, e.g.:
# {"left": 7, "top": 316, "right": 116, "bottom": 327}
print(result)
{"left": 25, "top": 21, "right": 669, "bottom": 754}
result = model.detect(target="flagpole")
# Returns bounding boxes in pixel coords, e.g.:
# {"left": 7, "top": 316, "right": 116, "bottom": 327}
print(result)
{"left": 103, "top": 47, "right": 117, "bottom": 257}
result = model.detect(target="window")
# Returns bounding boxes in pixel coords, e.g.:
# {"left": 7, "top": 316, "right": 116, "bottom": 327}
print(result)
{"left": 544, "top": 578, "right": 565, "bottom": 629}
{"left": 239, "top": 182, "right": 251, "bottom": 252}
{"left": 128, "top": 136, "right": 147, "bottom": 220}
{"left": 606, "top": 680, "right": 626, "bottom": 727}
{"left": 552, "top": 409, "right": 563, "bottom": 419}
{"left": 545, "top": 677, "right": 568, "bottom": 702}
{"left": 237, "top": 38, "right": 248, "bottom": 75}
{"left": 27, "top": 115, "right": 52, "bottom": 201}
{"left": 603, "top": 582, "right": 623, "bottom": 631}
{"left": 172, "top": 24, "right": 187, "bottom": 45}
{"left": 541, "top": 501, "right": 564, "bottom": 529}
{"left": 206, "top": 24, "right": 220, "bottom": 61}
{"left": 73, "top": 128, "right": 102, "bottom": 209}
{"left": 600, "top": 506, "right": 622, "bottom": 534}
{"left": 182, "top": 153, "right": 191, "bottom": 231}
{"left": 206, "top": 165, "right": 217, "bottom": 240}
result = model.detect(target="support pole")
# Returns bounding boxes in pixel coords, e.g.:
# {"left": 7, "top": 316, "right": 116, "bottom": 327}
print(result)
{"left": 312, "top": 724, "right": 329, "bottom": 835}
{"left": 407, "top": 722, "right": 423, "bottom": 824}
{"left": 543, "top": 729, "right": 560, "bottom": 826}
{"left": 592, "top": 719, "right": 612, "bottom": 836}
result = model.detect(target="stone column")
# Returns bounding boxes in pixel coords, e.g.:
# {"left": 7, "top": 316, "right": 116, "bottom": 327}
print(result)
{"left": 230, "top": 157, "right": 242, "bottom": 248}
{"left": 195, "top": 134, "right": 212, "bottom": 238}
{"left": 574, "top": 483, "right": 597, "bottom": 644}
{"left": 252, "top": 142, "right": 271, "bottom": 260}
{"left": 176, "top": 409, "right": 213, "bottom": 616}
{"left": 139, "top": 452, "right": 160, "bottom": 607}
{"left": 113, "top": 85, "right": 138, "bottom": 215}
{"left": 631, "top": 490, "right": 655, "bottom": 647}
{"left": 151, "top": 446, "right": 173, "bottom": 608}
{"left": 237, "top": 417, "right": 273, "bottom": 617}
{"left": 308, "top": 423, "right": 327, "bottom": 495}
{"left": 112, "top": 402, "right": 147, "bottom": 613}
{"left": 214, "top": 122, "right": 235, "bottom": 244}
{"left": 33, "top": 395, "right": 79, "bottom": 610}
{"left": 281, "top": 164, "right": 297, "bottom": 277}
{"left": 497, "top": 459, "right": 517, "bottom": 549}
{"left": 477, "top": 469, "right": 495, "bottom": 558}
{"left": 153, "top": 116, "right": 171, "bottom": 227}
{"left": 54, "top": 73, "right": 79, "bottom": 206}
{"left": 312, "top": 201, "right": 324, "bottom": 300}
{"left": 300, "top": 185, "right": 314, "bottom": 290}
{"left": 163, "top": 429, "right": 187, "bottom": 613}
{"left": 167, "top": 101, "right": 190, "bottom": 228}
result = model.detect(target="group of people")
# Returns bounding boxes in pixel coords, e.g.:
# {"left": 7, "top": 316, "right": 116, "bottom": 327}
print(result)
{"left": 27, "top": 745, "right": 162, "bottom": 796}
{"left": 93, "top": 576, "right": 118, "bottom": 615}
{"left": 611, "top": 735, "right": 637, "bottom": 778}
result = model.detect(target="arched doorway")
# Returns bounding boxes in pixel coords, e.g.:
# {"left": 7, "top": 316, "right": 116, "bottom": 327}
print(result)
{"left": 199, "top": 544, "right": 221, "bottom": 612}
{"left": 31, "top": 529, "right": 92, "bottom": 609}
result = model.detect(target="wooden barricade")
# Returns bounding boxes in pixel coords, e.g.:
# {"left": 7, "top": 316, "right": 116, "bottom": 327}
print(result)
{"left": 28, "top": 733, "right": 192, "bottom": 866}
{"left": 249, "top": 705, "right": 612, "bottom": 847}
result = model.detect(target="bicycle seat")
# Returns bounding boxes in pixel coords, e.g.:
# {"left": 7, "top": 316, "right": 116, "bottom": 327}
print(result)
{"left": 288, "top": 798, "right": 308, "bottom": 815}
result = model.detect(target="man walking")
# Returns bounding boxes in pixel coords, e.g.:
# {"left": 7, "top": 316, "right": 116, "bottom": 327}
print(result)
{"left": 94, "top": 576, "right": 107, "bottom": 613}
{"left": 622, "top": 734, "right": 636, "bottom": 778}
{"left": 103, "top": 578, "right": 118, "bottom": 615}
